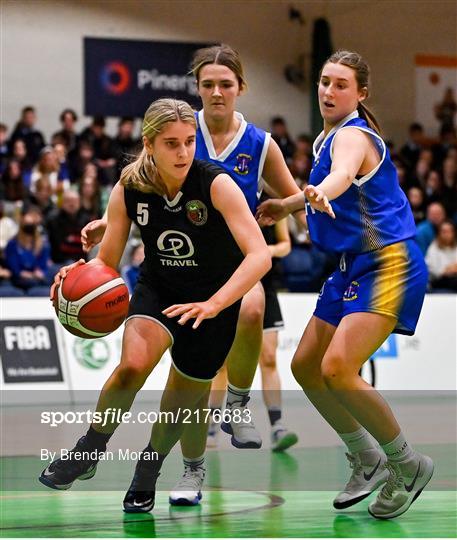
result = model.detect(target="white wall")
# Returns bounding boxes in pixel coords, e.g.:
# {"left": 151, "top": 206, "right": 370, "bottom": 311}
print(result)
{"left": 2, "top": 0, "right": 456, "bottom": 144}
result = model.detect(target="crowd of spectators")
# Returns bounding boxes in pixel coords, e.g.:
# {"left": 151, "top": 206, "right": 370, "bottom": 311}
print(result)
{"left": 1, "top": 101, "right": 456, "bottom": 297}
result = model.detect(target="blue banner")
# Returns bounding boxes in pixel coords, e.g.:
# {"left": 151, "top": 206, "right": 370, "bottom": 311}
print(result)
{"left": 84, "top": 37, "right": 209, "bottom": 117}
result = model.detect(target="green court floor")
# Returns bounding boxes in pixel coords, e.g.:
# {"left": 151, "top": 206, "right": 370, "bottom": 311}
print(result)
{"left": 1, "top": 446, "right": 456, "bottom": 538}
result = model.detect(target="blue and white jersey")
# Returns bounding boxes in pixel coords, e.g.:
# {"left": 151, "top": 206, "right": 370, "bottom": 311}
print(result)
{"left": 195, "top": 110, "right": 271, "bottom": 214}
{"left": 308, "top": 111, "right": 416, "bottom": 254}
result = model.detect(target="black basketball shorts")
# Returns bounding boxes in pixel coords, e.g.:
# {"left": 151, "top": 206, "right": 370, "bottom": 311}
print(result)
{"left": 263, "top": 286, "right": 284, "bottom": 332}
{"left": 127, "top": 280, "right": 241, "bottom": 381}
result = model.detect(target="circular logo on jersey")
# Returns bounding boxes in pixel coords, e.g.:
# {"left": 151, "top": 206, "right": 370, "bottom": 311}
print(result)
{"left": 186, "top": 200, "right": 208, "bottom": 226}
{"left": 234, "top": 153, "right": 252, "bottom": 175}
{"left": 100, "top": 61, "right": 131, "bottom": 95}
{"left": 343, "top": 281, "right": 360, "bottom": 302}
{"left": 157, "top": 230, "right": 195, "bottom": 258}
{"left": 73, "top": 338, "right": 110, "bottom": 369}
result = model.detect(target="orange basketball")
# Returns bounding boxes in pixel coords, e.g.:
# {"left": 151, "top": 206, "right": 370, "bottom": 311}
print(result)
{"left": 53, "top": 263, "right": 130, "bottom": 339}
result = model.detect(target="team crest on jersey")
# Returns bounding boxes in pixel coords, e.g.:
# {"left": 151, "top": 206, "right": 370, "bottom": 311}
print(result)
{"left": 234, "top": 153, "right": 252, "bottom": 175}
{"left": 343, "top": 281, "right": 360, "bottom": 301}
{"left": 186, "top": 200, "right": 208, "bottom": 226}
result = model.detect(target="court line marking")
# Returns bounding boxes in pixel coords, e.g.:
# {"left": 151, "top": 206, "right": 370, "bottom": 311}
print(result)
{"left": 0, "top": 491, "right": 285, "bottom": 531}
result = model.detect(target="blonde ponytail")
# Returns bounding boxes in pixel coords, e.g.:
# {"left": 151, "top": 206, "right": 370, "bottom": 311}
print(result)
{"left": 120, "top": 147, "right": 166, "bottom": 195}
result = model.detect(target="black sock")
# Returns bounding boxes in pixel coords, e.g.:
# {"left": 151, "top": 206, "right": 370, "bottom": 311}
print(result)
{"left": 268, "top": 407, "right": 282, "bottom": 427}
{"left": 140, "top": 443, "right": 167, "bottom": 467}
{"left": 85, "top": 425, "right": 113, "bottom": 451}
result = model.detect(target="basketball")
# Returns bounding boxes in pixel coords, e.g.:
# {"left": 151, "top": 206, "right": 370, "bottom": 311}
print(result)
{"left": 53, "top": 262, "right": 130, "bottom": 339}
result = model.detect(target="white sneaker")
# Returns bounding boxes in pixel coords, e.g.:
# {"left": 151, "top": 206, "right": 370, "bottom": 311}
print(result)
{"left": 221, "top": 396, "right": 262, "bottom": 449}
{"left": 333, "top": 452, "right": 389, "bottom": 509}
{"left": 168, "top": 465, "right": 205, "bottom": 506}
{"left": 368, "top": 453, "right": 434, "bottom": 519}
{"left": 271, "top": 425, "right": 298, "bottom": 452}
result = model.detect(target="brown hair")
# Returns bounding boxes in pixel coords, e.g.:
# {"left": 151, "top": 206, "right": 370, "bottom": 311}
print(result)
{"left": 321, "top": 50, "right": 381, "bottom": 134}
{"left": 120, "top": 98, "right": 196, "bottom": 195}
{"left": 437, "top": 220, "right": 457, "bottom": 248}
{"left": 191, "top": 44, "right": 247, "bottom": 91}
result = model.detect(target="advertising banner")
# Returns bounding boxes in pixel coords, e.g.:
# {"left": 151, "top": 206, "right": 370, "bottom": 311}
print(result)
{"left": 84, "top": 37, "right": 208, "bottom": 117}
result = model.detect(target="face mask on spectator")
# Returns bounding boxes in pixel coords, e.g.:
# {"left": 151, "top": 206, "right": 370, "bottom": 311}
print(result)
{"left": 21, "top": 224, "right": 37, "bottom": 235}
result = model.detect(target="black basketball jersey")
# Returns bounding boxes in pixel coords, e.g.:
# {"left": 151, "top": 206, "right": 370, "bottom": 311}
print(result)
{"left": 124, "top": 159, "right": 243, "bottom": 300}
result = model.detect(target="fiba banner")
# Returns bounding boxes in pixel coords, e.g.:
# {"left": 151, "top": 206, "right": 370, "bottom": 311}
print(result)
{"left": 84, "top": 37, "right": 208, "bottom": 117}
{"left": 0, "top": 299, "right": 71, "bottom": 404}
{"left": 415, "top": 54, "right": 457, "bottom": 136}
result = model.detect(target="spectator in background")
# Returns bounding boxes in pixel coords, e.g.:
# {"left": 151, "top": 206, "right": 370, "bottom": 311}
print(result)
{"left": 79, "top": 116, "right": 117, "bottom": 185}
{"left": 295, "top": 133, "right": 313, "bottom": 158}
{"left": 0, "top": 123, "right": 9, "bottom": 173}
{"left": 0, "top": 201, "right": 18, "bottom": 251}
{"left": 407, "top": 186, "right": 426, "bottom": 224}
{"left": 424, "top": 169, "right": 444, "bottom": 205}
{"left": 11, "top": 138, "right": 32, "bottom": 187}
{"left": 289, "top": 153, "right": 310, "bottom": 187}
{"left": 4, "top": 207, "right": 51, "bottom": 294}
{"left": 0, "top": 255, "right": 20, "bottom": 296}
{"left": 24, "top": 176, "right": 56, "bottom": 223}
{"left": 46, "top": 190, "right": 91, "bottom": 264}
{"left": 392, "top": 157, "right": 410, "bottom": 192}
{"left": 30, "top": 146, "right": 69, "bottom": 196}
{"left": 414, "top": 148, "right": 433, "bottom": 188}
{"left": 78, "top": 175, "right": 102, "bottom": 220}
{"left": 52, "top": 108, "right": 78, "bottom": 153}
{"left": 434, "top": 87, "right": 456, "bottom": 132}
{"left": 400, "top": 122, "right": 425, "bottom": 173}
{"left": 416, "top": 201, "right": 447, "bottom": 255}
{"left": 113, "top": 117, "right": 140, "bottom": 176}
{"left": 68, "top": 140, "right": 97, "bottom": 182}
{"left": 442, "top": 154, "right": 457, "bottom": 190}
{"left": 271, "top": 116, "right": 295, "bottom": 163}
{"left": 1, "top": 160, "right": 27, "bottom": 215}
{"left": 121, "top": 242, "right": 145, "bottom": 293}
{"left": 425, "top": 220, "right": 457, "bottom": 292}
{"left": 9, "top": 106, "right": 45, "bottom": 164}
{"left": 432, "top": 125, "right": 457, "bottom": 168}
{"left": 53, "top": 142, "right": 70, "bottom": 182}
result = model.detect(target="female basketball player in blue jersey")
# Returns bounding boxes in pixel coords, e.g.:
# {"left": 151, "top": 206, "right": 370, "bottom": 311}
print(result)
{"left": 82, "top": 44, "right": 305, "bottom": 506}
{"left": 39, "top": 98, "right": 271, "bottom": 513}
{"left": 257, "top": 50, "right": 433, "bottom": 520}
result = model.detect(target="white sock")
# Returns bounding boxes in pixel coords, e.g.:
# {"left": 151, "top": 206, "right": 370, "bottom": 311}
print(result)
{"left": 338, "top": 427, "right": 378, "bottom": 456}
{"left": 226, "top": 383, "right": 250, "bottom": 408}
{"left": 381, "top": 431, "right": 415, "bottom": 464}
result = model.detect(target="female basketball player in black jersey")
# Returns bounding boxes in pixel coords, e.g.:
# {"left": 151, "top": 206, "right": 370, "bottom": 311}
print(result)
{"left": 39, "top": 98, "right": 271, "bottom": 513}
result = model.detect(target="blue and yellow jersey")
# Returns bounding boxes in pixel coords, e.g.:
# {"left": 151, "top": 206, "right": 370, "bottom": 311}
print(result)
{"left": 307, "top": 111, "right": 416, "bottom": 254}
{"left": 195, "top": 110, "right": 270, "bottom": 214}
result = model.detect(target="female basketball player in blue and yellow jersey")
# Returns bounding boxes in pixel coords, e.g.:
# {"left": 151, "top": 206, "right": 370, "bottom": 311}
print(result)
{"left": 257, "top": 51, "right": 433, "bottom": 520}
{"left": 39, "top": 98, "right": 271, "bottom": 513}
{"left": 82, "top": 44, "right": 306, "bottom": 506}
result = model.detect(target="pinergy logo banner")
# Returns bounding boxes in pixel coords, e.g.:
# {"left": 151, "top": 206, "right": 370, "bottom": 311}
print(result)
{"left": 0, "top": 320, "right": 63, "bottom": 383}
{"left": 84, "top": 37, "right": 209, "bottom": 117}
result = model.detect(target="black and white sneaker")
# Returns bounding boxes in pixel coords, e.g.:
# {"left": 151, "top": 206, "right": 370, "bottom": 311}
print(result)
{"left": 38, "top": 436, "right": 98, "bottom": 490}
{"left": 123, "top": 450, "right": 161, "bottom": 513}
{"left": 221, "top": 396, "right": 262, "bottom": 449}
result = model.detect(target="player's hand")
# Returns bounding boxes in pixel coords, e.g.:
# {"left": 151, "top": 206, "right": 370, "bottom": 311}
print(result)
{"left": 256, "top": 198, "right": 288, "bottom": 226}
{"left": 162, "top": 300, "right": 220, "bottom": 329}
{"left": 81, "top": 219, "right": 107, "bottom": 252}
{"left": 50, "top": 259, "right": 85, "bottom": 301}
{"left": 304, "top": 185, "right": 336, "bottom": 219}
